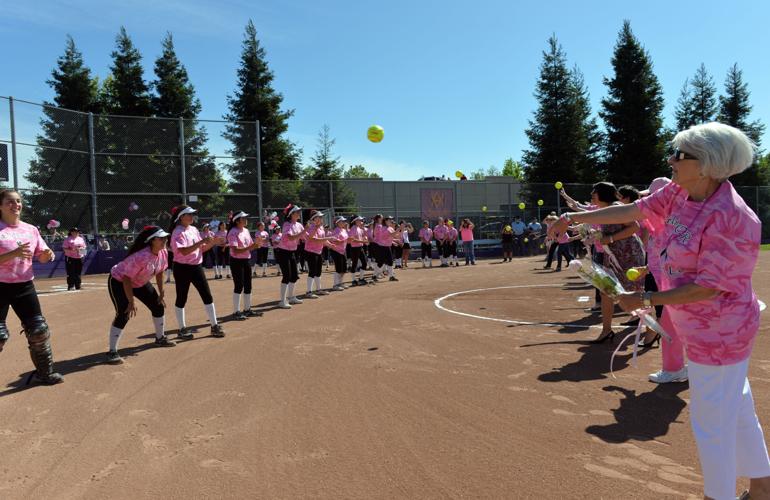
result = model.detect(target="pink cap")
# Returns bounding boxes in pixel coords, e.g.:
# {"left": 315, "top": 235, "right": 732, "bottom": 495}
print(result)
{"left": 640, "top": 177, "right": 671, "bottom": 196}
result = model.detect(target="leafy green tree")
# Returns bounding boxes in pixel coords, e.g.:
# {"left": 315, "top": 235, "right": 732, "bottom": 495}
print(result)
{"left": 26, "top": 35, "right": 100, "bottom": 232}
{"left": 223, "top": 19, "right": 301, "bottom": 210}
{"left": 600, "top": 21, "right": 668, "bottom": 184}
{"left": 501, "top": 158, "right": 524, "bottom": 180}
{"left": 300, "top": 125, "right": 355, "bottom": 211}
{"left": 344, "top": 164, "right": 381, "bottom": 179}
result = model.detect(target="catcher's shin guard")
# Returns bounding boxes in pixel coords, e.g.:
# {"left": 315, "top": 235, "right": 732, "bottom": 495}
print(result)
{"left": 23, "top": 316, "right": 64, "bottom": 385}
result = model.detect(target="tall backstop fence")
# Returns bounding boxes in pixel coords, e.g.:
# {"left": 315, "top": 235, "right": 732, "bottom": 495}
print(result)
{"left": 1, "top": 95, "right": 769, "bottom": 243}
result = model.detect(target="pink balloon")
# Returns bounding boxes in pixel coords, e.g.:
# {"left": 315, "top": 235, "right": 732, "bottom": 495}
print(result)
{"left": 121, "top": 218, "right": 129, "bottom": 230}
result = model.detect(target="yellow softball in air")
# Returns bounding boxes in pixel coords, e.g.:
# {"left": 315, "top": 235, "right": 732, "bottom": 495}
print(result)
{"left": 554, "top": 181, "right": 563, "bottom": 190}
{"left": 481, "top": 206, "right": 488, "bottom": 212}
{"left": 518, "top": 203, "right": 525, "bottom": 210}
{"left": 367, "top": 125, "right": 384, "bottom": 143}
{"left": 626, "top": 268, "right": 641, "bottom": 281}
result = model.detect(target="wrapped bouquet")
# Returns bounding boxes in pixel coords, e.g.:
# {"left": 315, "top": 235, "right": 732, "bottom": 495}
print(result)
{"left": 568, "top": 259, "right": 671, "bottom": 377}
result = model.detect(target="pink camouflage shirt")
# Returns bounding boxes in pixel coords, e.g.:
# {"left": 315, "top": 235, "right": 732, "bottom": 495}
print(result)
{"left": 111, "top": 247, "right": 169, "bottom": 288}
{"left": 433, "top": 224, "right": 448, "bottom": 242}
{"left": 227, "top": 227, "right": 254, "bottom": 260}
{"left": 62, "top": 235, "right": 87, "bottom": 259}
{"left": 278, "top": 221, "right": 303, "bottom": 251}
{"left": 419, "top": 227, "right": 433, "bottom": 244}
{"left": 0, "top": 221, "right": 51, "bottom": 283}
{"left": 304, "top": 224, "right": 326, "bottom": 254}
{"left": 329, "top": 227, "right": 348, "bottom": 254}
{"left": 348, "top": 226, "right": 365, "bottom": 248}
{"left": 170, "top": 225, "right": 203, "bottom": 265}
{"left": 635, "top": 180, "right": 761, "bottom": 366}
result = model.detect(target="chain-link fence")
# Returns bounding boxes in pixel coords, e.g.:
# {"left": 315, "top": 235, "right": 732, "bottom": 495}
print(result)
{"left": 2, "top": 95, "right": 769, "bottom": 244}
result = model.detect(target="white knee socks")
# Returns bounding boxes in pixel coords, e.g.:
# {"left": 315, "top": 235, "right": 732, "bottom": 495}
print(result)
{"left": 175, "top": 306, "right": 186, "bottom": 330}
{"left": 109, "top": 325, "right": 123, "bottom": 352}
{"left": 287, "top": 282, "right": 296, "bottom": 299}
{"left": 314, "top": 276, "right": 321, "bottom": 291}
{"left": 280, "top": 283, "right": 288, "bottom": 304}
{"left": 152, "top": 316, "right": 165, "bottom": 340}
{"left": 244, "top": 293, "right": 251, "bottom": 311}
{"left": 204, "top": 303, "right": 218, "bottom": 326}
{"left": 307, "top": 276, "right": 314, "bottom": 293}
{"left": 232, "top": 293, "right": 241, "bottom": 314}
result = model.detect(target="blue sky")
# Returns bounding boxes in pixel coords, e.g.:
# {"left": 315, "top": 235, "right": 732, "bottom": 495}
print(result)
{"left": 1, "top": 0, "right": 769, "bottom": 182}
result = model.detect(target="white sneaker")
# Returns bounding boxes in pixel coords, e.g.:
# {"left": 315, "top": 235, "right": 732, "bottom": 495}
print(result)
{"left": 305, "top": 293, "right": 319, "bottom": 299}
{"left": 332, "top": 285, "right": 344, "bottom": 291}
{"left": 288, "top": 297, "right": 303, "bottom": 305}
{"left": 317, "top": 290, "right": 330, "bottom": 296}
{"left": 649, "top": 366, "right": 688, "bottom": 384}
{"left": 277, "top": 301, "right": 292, "bottom": 309}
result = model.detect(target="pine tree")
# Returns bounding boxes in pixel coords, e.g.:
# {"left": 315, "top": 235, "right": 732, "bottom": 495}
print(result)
{"left": 343, "top": 164, "right": 381, "bottom": 179}
{"left": 522, "top": 36, "right": 603, "bottom": 203}
{"left": 674, "top": 79, "right": 696, "bottom": 131}
{"left": 300, "top": 125, "right": 355, "bottom": 211}
{"left": 717, "top": 63, "right": 766, "bottom": 186}
{"left": 600, "top": 21, "right": 668, "bottom": 184}
{"left": 223, "top": 20, "right": 301, "bottom": 208}
{"left": 691, "top": 63, "right": 717, "bottom": 124}
{"left": 26, "top": 35, "right": 99, "bottom": 232}
{"left": 100, "top": 27, "right": 152, "bottom": 116}
{"left": 151, "top": 33, "right": 225, "bottom": 214}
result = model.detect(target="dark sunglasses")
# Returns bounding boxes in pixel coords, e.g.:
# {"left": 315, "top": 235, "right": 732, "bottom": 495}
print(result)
{"left": 669, "top": 148, "right": 698, "bottom": 162}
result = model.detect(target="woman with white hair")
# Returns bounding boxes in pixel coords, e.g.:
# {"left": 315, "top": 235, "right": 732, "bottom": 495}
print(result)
{"left": 550, "top": 122, "right": 770, "bottom": 499}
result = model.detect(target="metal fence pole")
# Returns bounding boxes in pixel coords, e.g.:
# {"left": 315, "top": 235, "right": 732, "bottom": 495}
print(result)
{"left": 393, "top": 182, "right": 398, "bottom": 221}
{"left": 507, "top": 183, "right": 512, "bottom": 222}
{"left": 9, "top": 97, "right": 18, "bottom": 190}
{"left": 87, "top": 113, "right": 99, "bottom": 237}
{"left": 329, "top": 180, "right": 335, "bottom": 221}
{"left": 178, "top": 117, "right": 187, "bottom": 204}
{"left": 255, "top": 120, "right": 263, "bottom": 220}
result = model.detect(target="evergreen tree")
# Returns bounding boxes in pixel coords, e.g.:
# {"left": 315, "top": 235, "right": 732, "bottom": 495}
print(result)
{"left": 223, "top": 20, "right": 301, "bottom": 209}
{"left": 600, "top": 21, "right": 668, "bottom": 184}
{"left": 300, "top": 125, "right": 355, "bottom": 210}
{"left": 100, "top": 27, "right": 152, "bottom": 116}
{"left": 26, "top": 36, "right": 99, "bottom": 232}
{"left": 501, "top": 158, "right": 524, "bottom": 180}
{"left": 674, "top": 79, "right": 695, "bottom": 131}
{"left": 522, "top": 36, "right": 603, "bottom": 202}
{"left": 151, "top": 33, "right": 225, "bottom": 214}
{"left": 691, "top": 63, "right": 718, "bottom": 124}
{"left": 343, "top": 164, "right": 381, "bottom": 179}
{"left": 717, "top": 63, "right": 767, "bottom": 186}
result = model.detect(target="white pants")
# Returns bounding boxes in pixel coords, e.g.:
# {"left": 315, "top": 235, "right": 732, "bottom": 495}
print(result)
{"left": 688, "top": 359, "right": 770, "bottom": 499}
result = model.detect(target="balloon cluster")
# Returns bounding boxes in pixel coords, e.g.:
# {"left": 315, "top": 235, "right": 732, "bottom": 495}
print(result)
{"left": 121, "top": 218, "right": 129, "bottom": 230}
{"left": 268, "top": 211, "right": 279, "bottom": 229}
{"left": 46, "top": 219, "right": 61, "bottom": 230}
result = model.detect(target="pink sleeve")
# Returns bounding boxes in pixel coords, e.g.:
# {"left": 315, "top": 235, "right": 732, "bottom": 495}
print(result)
{"left": 34, "top": 228, "right": 50, "bottom": 257}
{"left": 172, "top": 229, "right": 189, "bottom": 250}
{"left": 694, "top": 212, "right": 760, "bottom": 295}
{"left": 635, "top": 182, "right": 677, "bottom": 228}
{"left": 226, "top": 230, "right": 240, "bottom": 248}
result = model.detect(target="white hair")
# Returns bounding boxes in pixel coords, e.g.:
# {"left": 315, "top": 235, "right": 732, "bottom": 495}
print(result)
{"left": 672, "top": 122, "right": 756, "bottom": 181}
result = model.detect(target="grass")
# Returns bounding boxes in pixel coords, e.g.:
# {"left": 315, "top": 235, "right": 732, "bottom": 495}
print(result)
{"left": 762, "top": 244, "right": 770, "bottom": 251}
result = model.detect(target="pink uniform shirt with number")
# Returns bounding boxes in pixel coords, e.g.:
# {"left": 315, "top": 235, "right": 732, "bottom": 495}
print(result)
{"left": 278, "top": 221, "right": 303, "bottom": 251}
{"left": 330, "top": 227, "right": 348, "bottom": 254}
{"left": 111, "top": 247, "right": 169, "bottom": 288}
{"left": 349, "top": 226, "right": 365, "bottom": 248}
{"left": 433, "top": 225, "right": 448, "bottom": 241}
{"left": 0, "top": 221, "right": 50, "bottom": 283}
{"left": 419, "top": 227, "right": 433, "bottom": 243}
{"left": 170, "top": 225, "right": 203, "bottom": 265}
{"left": 62, "top": 235, "right": 86, "bottom": 259}
{"left": 227, "top": 227, "right": 254, "bottom": 260}
{"left": 304, "top": 224, "right": 326, "bottom": 254}
{"left": 635, "top": 180, "right": 761, "bottom": 366}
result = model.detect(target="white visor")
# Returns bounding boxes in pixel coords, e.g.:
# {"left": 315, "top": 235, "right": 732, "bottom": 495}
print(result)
{"left": 288, "top": 205, "right": 302, "bottom": 216}
{"left": 232, "top": 211, "right": 249, "bottom": 221}
{"left": 174, "top": 206, "right": 197, "bottom": 222}
{"left": 145, "top": 228, "right": 170, "bottom": 243}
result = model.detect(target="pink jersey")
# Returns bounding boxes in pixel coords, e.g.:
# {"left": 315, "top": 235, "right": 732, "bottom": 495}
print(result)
{"left": 447, "top": 227, "right": 458, "bottom": 241}
{"left": 304, "top": 224, "right": 326, "bottom": 254}
{"left": 170, "top": 225, "right": 203, "bottom": 265}
{"left": 330, "top": 227, "right": 348, "bottom": 254}
{"left": 366, "top": 227, "right": 374, "bottom": 243}
{"left": 271, "top": 232, "right": 282, "bottom": 247}
{"left": 278, "top": 221, "right": 303, "bottom": 251}
{"left": 0, "top": 221, "right": 50, "bottom": 283}
{"left": 255, "top": 230, "right": 269, "bottom": 245}
{"left": 556, "top": 230, "right": 570, "bottom": 244}
{"left": 419, "top": 227, "right": 433, "bottom": 243}
{"left": 349, "top": 226, "right": 365, "bottom": 248}
{"left": 636, "top": 181, "right": 761, "bottom": 366}
{"left": 215, "top": 229, "right": 227, "bottom": 247}
{"left": 111, "top": 247, "right": 168, "bottom": 288}
{"left": 201, "top": 228, "right": 213, "bottom": 240}
{"left": 373, "top": 224, "right": 391, "bottom": 246}
{"left": 460, "top": 227, "right": 473, "bottom": 241}
{"left": 433, "top": 224, "right": 448, "bottom": 241}
{"left": 62, "top": 235, "right": 87, "bottom": 259}
{"left": 227, "top": 227, "right": 254, "bottom": 260}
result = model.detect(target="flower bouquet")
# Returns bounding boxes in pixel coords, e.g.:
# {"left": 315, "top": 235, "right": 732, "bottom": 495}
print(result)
{"left": 568, "top": 259, "right": 671, "bottom": 377}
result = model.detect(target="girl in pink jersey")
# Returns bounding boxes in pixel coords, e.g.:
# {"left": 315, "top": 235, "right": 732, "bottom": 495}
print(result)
{"left": 227, "top": 212, "right": 264, "bottom": 320}
{"left": 0, "top": 189, "right": 63, "bottom": 385}
{"left": 370, "top": 214, "right": 387, "bottom": 281}
{"left": 106, "top": 226, "right": 176, "bottom": 364}
{"left": 213, "top": 221, "right": 227, "bottom": 279}
{"left": 433, "top": 218, "right": 449, "bottom": 267}
{"left": 62, "top": 226, "right": 87, "bottom": 291}
{"left": 348, "top": 216, "right": 368, "bottom": 286}
{"left": 303, "top": 211, "right": 333, "bottom": 298}
{"left": 329, "top": 216, "right": 349, "bottom": 291}
{"left": 378, "top": 216, "right": 399, "bottom": 281}
{"left": 552, "top": 123, "right": 770, "bottom": 499}
{"left": 253, "top": 221, "right": 270, "bottom": 277}
{"left": 275, "top": 204, "right": 304, "bottom": 308}
{"left": 200, "top": 223, "right": 215, "bottom": 277}
{"left": 168, "top": 205, "right": 225, "bottom": 339}
{"left": 418, "top": 221, "right": 433, "bottom": 268}
{"left": 446, "top": 220, "right": 459, "bottom": 266}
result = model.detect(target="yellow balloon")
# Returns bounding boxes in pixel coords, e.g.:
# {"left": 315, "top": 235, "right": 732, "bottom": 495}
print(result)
{"left": 554, "top": 181, "right": 563, "bottom": 190}
{"left": 367, "top": 125, "right": 384, "bottom": 143}
{"left": 626, "top": 268, "right": 641, "bottom": 281}
{"left": 518, "top": 202, "right": 525, "bottom": 210}
{"left": 455, "top": 170, "right": 463, "bottom": 178}
{"left": 481, "top": 206, "right": 488, "bottom": 212}
{"left": 537, "top": 199, "right": 544, "bottom": 206}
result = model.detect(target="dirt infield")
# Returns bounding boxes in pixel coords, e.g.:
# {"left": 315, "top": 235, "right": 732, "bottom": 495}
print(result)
{"left": 1, "top": 254, "right": 769, "bottom": 499}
